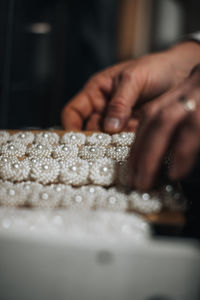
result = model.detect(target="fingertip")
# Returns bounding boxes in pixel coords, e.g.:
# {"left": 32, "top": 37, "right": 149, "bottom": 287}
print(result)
{"left": 103, "top": 117, "right": 122, "bottom": 133}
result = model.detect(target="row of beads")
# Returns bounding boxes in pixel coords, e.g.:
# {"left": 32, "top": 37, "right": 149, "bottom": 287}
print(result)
{"left": 0, "top": 181, "right": 128, "bottom": 211}
{"left": 0, "top": 131, "right": 135, "bottom": 147}
{"left": 0, "top": 141, "right": 131, "bottom": 162}
{"left": 0, "top": 181, "right": 186, "bottom": 213}
{"left": 0, "top": 157, "right": 119, "bottom": 186}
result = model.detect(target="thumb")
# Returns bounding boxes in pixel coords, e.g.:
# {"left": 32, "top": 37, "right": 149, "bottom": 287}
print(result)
{"left": 103, "top": 71, "right": 141, "bottom": 133}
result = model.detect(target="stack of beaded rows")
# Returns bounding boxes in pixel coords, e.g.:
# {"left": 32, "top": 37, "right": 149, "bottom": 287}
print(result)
{"left": 0, "top": 131, "right": 185, "bottom": 214}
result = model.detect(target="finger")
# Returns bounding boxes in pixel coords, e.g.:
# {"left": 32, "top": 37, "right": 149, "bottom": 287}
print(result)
{"left": 85, "top": 113, "right": 102, "bottom": 131}
{"left": 61, "top": 91, "right": 93, "bottom": 130}
{"left": 169, "top": 111, "right": 200, "bottom": 180}
{"left": 61, "top": 74, "right": 113, "bottom": 130}
{"left": 129, "top": 100, "right": 189, "bottom": 190}
{"left": 104, "top": 69, "right": 142, "bottom": 133}
{"left": 123, "top": 118, "right": 139, "bottom": 132}
{"left": 61, "top": 89, "right": 106, "bottom": 130}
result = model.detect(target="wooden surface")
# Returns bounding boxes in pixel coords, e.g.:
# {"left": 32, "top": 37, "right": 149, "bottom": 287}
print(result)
{"left": 6, "top": 130, "right": 186, "bottom": 227}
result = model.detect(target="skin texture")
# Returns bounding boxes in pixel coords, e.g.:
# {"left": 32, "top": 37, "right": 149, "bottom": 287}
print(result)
{"left": 61, "top": 42, "right": 200, "bottom": 133}
{"left": 128, "top": 64, "right": 200, "bottom": 190}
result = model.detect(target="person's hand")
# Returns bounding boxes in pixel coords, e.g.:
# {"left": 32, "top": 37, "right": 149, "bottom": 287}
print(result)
{"left": 127, "top": 63, "right": 200, "bottom": 190}
{"left": 61, "top": 42, "right": 200, "bottom": 132}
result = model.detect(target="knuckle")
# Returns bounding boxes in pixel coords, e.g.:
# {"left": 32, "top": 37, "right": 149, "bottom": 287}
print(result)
{"left": 108, "top": 97, "right": 129, "bottom": 114}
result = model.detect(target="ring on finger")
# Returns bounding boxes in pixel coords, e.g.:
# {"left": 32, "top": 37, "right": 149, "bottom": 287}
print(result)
{"left": 179, "top": 97, "right": 197, "bottom": 112}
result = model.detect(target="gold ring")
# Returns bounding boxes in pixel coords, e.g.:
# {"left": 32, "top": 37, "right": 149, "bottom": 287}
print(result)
{"left": 179, "top": 97, "right": 197, "bottom": 112}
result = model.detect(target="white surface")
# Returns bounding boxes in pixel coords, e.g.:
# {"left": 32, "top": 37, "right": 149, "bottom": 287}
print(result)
{"left": 0, "top": 208, "right": 199, "bottom": 300}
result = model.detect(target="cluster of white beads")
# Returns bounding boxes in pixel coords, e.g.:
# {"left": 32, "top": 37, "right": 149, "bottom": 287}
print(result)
{"left": 59, "top": 158, "right": 89, "bottom": 186}
{"left": 112, "top": 132, "right": 135, "bottom": 146}
{"left": 52, "top": 144, "right": 78, "bottom": 159}
{"left": 0, "top": 181, "right": 128, "bottom": 211}
{"left": 86, "top": 133, "right": 111, "bottom": 146}
{"left": 0, "top": 131, "right": 185, "bottom": 216}
{"left": 30, "top": 157, "right": 60, "bottom": 184}
{"left": 106, "top": 146, "right": 130, "bottom": 162}
{"left": 0, "top": 131, "right": 10, "bottom": 145}
{"left": 128, "top": 191, "right": 162, "bottom": 214}
{"left": 10, "top": 132, "right": 34, "bottom": 145}
{"left": 79, "top": 145, "right": 106, "bottom": 160}
{"left": 61, "top": 132, "right": 86, "bottom": 146}
{"left": 26, "top": 143, "right": 52, "bottom": 158}
{"left": 35, "top": 132, "right": 59, "bottom": 145}
{"left": 0, "top": 142, "right": 26, "bottom": 157}
{"left": 89, "top": 158, "right": 117, "bottom": 186}
{"left": 0, "top": 158, "right": 30, "bottom": 182}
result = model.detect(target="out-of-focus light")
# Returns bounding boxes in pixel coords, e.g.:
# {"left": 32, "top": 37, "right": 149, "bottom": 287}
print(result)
{"left": 27, "top": 22, "right": 52, "bottom": 34}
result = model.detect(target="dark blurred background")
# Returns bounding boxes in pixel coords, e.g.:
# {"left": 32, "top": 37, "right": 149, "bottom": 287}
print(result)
{"left": 0, "top": 0, "right": 200, "bottom": 129}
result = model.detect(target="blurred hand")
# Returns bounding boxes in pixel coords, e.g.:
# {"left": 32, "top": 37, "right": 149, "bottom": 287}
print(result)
{"left": 128, "top": 63, "right": 200, "bottom": 190}
{"left": 61, "top": 42, "right": 200, "bottom": 132}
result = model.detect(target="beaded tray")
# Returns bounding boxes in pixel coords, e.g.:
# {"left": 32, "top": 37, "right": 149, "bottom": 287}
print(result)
{"left": 0, "top": 130, "right": 186, "bottom": 227}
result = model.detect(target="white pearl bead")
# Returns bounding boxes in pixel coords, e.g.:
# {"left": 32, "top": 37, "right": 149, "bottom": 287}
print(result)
{"left": 90, "top": 147, "right": 95, "bottom": 152}
{"left": 75, "top": 195, "right": 82, "bottom": 203}
{"left": 43, "top": 165, "right": 49, "bottom": 170}
{"left": 71, "top": 166, "right": 77, "bottom": 172}
{"left": 102, "top": 166, "right": 108, "bottom": 173}
{"left": 109, "top": 196, "right": 116, "bottom": 204}
{"left": 9, "top": 145, "right": 14, "bottom": 150}
{"left": 63, "top": 146, "right": 69, "bottom": 152}
{"left": 24, "top": 184, "right": 30, "bottom": 190}
{"left": 97, "top": 134, "right": 103, "bottom": 140}
{"left": 71, "top": 135, "right": 76, "bottom": 140}
{"left": 20, "top": 133, "right": 25, "bottom": 138}
{"left": 56, "top": 186, "right": 62, "bottom": 192}
{"left": 8, "top": 189, "right": 15, "bottom": 196}
{"left": 165, "top": 185, "right": 173, "bottom": 193}
{"left": 37, "top": 144, "right": 43, "bottom": 149}
{"left": 142, "top": 193, "right": 150, "bottom": 201}
{"left": 41, "top": 193, "right": 49, "bottom": 200}
{"left": 116, "top": 148, "right": 121, "bottom": 152}
{"left": 44, "top": 133, "right": 49, "bottom": 138}
{"left": 13, "top": 163, "right": 19, "bottom": 169}
{"left": 89, "top": 187, "right": 95, "bottom": 193}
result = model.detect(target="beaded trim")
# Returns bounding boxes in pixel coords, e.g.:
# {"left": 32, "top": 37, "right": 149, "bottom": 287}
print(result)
{"left": 0, "top": 131, "right": 186, "bottom": 214}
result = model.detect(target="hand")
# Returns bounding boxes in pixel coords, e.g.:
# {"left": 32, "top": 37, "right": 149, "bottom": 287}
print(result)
{"left": 61, "top": 42, "right": 200, "bottom": 132}
{"left": 128, "top": 64, "right": 200, "bottom": 190}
